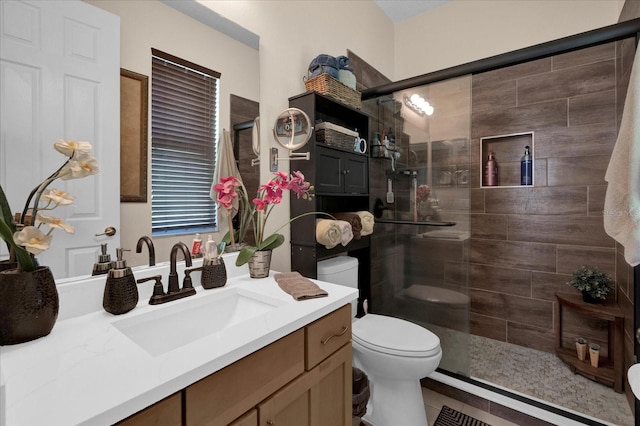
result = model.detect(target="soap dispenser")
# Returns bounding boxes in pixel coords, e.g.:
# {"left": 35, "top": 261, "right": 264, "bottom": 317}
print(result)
{"left": 103, "top": 248, "right": 138, "bottom": 315}
{"left": 92, "top": 243, "right": 114, "bottom": 276}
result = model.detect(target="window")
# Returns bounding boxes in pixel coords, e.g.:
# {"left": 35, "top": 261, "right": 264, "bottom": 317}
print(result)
{"left": 151, "top": 49, "right": 220, "bottom": 235}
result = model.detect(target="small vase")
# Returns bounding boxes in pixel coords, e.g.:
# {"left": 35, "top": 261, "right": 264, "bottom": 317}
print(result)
{"left": 0, "top": 266, "right": 59, "bottom": 345}
{"left": 582, "top": 291, "right": 600, "bottom": 304}
{"left": 589, "top": 343, "right": 600, "bottom": 368}
{"left": 248, "top": 250, "right": 272, "bottom": 279}
{"left": 575, "top": 338, "right": 587, "bottom": 361}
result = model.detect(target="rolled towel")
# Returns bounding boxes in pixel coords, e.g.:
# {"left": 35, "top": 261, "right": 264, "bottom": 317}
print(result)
{"left": 316, "top": 219, "right": 342, "bottom": 249}
{"left": 333, "top": 212, "right": 362, "bottom": 240}
{"left": 336, "top": 220, "right": 353, "bottom": 246}
{"left": 355, "top": 211, "right": 375, "bottom": 236}
{"left": 274, "top": 272, "right": 328, "bottom": 300}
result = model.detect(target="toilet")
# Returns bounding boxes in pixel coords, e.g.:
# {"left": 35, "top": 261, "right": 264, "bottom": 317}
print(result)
{"left": 317, "top": 256, "right": 442, "bottom": 426}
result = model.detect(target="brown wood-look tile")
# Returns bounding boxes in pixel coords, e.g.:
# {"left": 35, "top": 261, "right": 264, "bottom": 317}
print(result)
{"left": 561, "top": 307, "right": 608, "bottom": 352}
{"left": 470, "top": 189, "right": 484, "bottom": 213}
{"left": 618, "top": 289, "right": 634, "bottom": 341}
{"left": 588, "top": 185, "right": 607, "bottom": 217}
{"left": 531, "top": 272, "right": 576, "bottom": 301}
{"left": 534, "top": 122, "right": 617, "bottom": 159}
{"left": 616, "top": 252, "right": 632, "bottom": 297}
{"left": 534, "top": 158, "right": 547, "bottom": 187}
{"left": 484, "top": 186, "right": 587, "bottom": 215}
{"left": 471, "top": 239, "right": 556, "bottom": 272}
{"left": 470, "top": 263, "right": 531, "bottom": 297}
{"left": 517, "top": 60, "right": 615, "bottom": 106}
{"left": 547, "top": 155, "right": 610, "bottom": 186}
{"left": 444, "top": 261, "right": 469, "bottom": 287}
{"left": 552, "top": 42, "right": 615, "bottom": 70}
{"left": 506, "top": 321, "right": 555, "bottom": 353}
{"left": 470, "top": 289, "right": 553, "bottom": 329}
{"left": 348, "top": 49, "right": 391, "bottom": 90}
{"left": 472, "top": 80, "right": 516, "bottom": 113}
{"left": 508, "top": 215, "right": 613, "bottom": 248}
{"left": 472, "top": 57, "right": 551, "bottom": 88}
{"left": 470, "top": 312, "right": 507, "bottom": 341}
{"left": 569, "top": 90, "right": 616, "bottom": 127}
{"left": 472, "top": 100, "right": 567, "bottom": 139}
{"left": 556, "top": 245, "right": 615, "bottom": 276}
{"left": 470, "top": 214, "right": 508, "bottom": 240}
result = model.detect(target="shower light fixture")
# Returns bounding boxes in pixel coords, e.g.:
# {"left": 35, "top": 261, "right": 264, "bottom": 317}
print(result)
{"left": 404, "top": 94, "right": 434, "bottom": 116}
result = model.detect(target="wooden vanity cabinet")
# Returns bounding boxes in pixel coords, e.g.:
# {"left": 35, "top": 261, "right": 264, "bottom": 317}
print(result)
{"left": 116, "top": 392, "right": 182, "bottom": 426}
{"left": 184, "top": 305, "right": 352, "bottom": 426}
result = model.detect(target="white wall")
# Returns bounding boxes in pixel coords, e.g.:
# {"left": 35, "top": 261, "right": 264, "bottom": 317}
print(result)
{"left": 394, "top": 0, "right": 620, "bottom": 80}
{"left": 85, "top": 0, "right": 260, "bottom": 267}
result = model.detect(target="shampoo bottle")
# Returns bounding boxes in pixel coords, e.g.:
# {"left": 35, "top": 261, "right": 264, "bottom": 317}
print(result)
{"left": 204, "top": 234, "right": 217, "bottom": 260}
{"left": 484, "top": 152, "right": 498, "bottom": 186}
{"left": 520, "top": 145, "right": 533, "bottom": 185}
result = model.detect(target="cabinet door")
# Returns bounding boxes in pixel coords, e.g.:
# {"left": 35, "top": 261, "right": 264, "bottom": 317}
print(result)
{"left": 315, "top": 147, "right": 344, "bottom": 193}
{"left": 258, "top": 344, "right": 352, "bottom": 426}
{"left": 343, "top": 154, "right": 368, "bottom": 194}
{"left": 229, "top": 409, "right": 258, "bottom": 426}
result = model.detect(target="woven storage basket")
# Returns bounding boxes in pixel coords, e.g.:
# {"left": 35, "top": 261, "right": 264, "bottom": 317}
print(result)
{"left": 305, "top": 73, "right": 361, "bottom": 109}
{"left": 315, "top": 122, "right": 358, "bottom": 151}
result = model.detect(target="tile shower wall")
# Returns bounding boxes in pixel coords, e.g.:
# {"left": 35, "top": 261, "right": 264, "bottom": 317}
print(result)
{"left": 470, "top": 42, "right": 620, "bottom": 355}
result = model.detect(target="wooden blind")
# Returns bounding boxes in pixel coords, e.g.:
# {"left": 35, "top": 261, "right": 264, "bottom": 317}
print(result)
{"left": 150, "top": 49, "right": 220, "bottom": 234}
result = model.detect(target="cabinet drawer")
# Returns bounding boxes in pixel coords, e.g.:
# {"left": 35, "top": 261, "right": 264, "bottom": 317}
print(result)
{"left": 185, "top": 329, "right": 305, "bottom": 426}
{"left": 117, "top": 392, "right": 182, "bottom": 426}
{"left": 305, "top": 304, "right": 352, "bottom": 370}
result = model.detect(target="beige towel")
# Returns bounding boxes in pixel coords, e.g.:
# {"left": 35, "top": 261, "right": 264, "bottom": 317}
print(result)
{"left": 355, "top": 211, "right": 375, "bottom": 236}
{"left": 274, "top": 272, "right": 328, "bottom": 300}
{"left": 604, "top": 44, "right": 640, "bottom": 266}
{"left": 316, "top": 219, "right": 342, "bottom": 249}
{"left": 336, "top": 220, "right": 353, "bottom": 246}
{"left": 333, "top": 212, "right": 362, "bottom": 240}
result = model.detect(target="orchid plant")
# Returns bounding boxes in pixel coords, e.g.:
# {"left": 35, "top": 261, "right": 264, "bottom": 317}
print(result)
{"left": 0, "top": 140, "right": 99, "bottom": 272}
{"left": 214, "top": 171, "right": 315, "bottom": 266}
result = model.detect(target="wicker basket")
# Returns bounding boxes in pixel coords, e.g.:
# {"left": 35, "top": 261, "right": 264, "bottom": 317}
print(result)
{"left": 315, "top": 122, "right": 358, "bottom": 151}
{"left": 305, "top": 73, "right": 361, "bottom": 109}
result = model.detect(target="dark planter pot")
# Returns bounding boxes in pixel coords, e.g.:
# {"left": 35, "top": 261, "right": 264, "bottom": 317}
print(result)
{"left": 581, "top": 291, "right": 601, "bottom": 304}
{"left": 0, "top": 266, "right": 59, "bottom": 345}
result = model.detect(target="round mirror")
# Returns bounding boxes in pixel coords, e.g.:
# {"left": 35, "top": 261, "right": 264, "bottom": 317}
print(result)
{"left": 272, "top": 108, "right": 313, "bottom": 151}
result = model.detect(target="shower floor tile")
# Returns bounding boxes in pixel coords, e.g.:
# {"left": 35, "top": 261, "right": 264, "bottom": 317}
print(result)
{"left": 469, "top": 335, "right": 634, "bottom": 426}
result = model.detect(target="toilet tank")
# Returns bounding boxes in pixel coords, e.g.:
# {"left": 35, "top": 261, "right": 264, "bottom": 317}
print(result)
{"left": 317, "top": 256, "right": 358, "bottom": 288}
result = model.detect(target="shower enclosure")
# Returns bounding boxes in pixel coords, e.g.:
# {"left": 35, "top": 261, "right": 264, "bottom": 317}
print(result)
{"left": 361, "top": 18, "right": 640, "bottom": 426}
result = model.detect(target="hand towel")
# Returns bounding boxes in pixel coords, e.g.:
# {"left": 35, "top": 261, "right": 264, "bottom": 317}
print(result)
{"left": 355, "top": 211, "right": 375, "bottom": 236}
{"left": 333, "top": 212, "right": 362, "bottom": 240}
{"left": 316, "top": 219, "right": 342, "bottom": 249}
{"left": 274, "top": 272, "right": 328, "bottom": 300}
{"left": 604, "top": 44, "right": 640, "bottom": 266}
{"left": 336, "top": 220, "right": 353, "bottom": 246}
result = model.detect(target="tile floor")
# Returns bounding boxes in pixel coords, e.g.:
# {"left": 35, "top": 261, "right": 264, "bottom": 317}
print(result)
{"left": 422, "top": 387, "right": 518, "bottom": 426}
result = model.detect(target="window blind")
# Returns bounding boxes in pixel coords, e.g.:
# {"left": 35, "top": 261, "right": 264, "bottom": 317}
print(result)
{"left": 151, "top": 49, "right": 220, "bottom": 235}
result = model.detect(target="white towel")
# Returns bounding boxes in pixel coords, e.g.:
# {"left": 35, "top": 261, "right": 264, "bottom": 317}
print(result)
{"left": 336, "top": 220, "right": 353, "bottom": 246}
{"left": 315, "top": 219, "right": 341, "bottom": 249}
{"left": 355, "top": 211, "right": 375, "bottom": 236}
{"left": 604, "top": 44, "right": 640, "bottom": 267}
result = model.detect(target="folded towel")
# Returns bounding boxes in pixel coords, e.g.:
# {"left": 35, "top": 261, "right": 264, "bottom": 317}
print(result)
{"left": 316, "top": 219, "right": 342, "bottom": 249}
{"left": 604, "top": 44, "right": 640, "bottom": 266}
{"left": 333, "top": 213, "right": 362, "bottom": 240}
{"left": 336, "top": 220, "right": 353, "bottom": 246}
{"left": 355, "top": 211, "right": 375, "bottom": 236}
{"left": 274, "top": 272, "right": 328, "bottom": 300}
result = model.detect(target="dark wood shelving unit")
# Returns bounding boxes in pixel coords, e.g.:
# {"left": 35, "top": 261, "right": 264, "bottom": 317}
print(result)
{"left": 289, "top": 92, "right": 370, "bottom": 315}
{"left": 555, "top": 292, "right": 624, "bottom": 393}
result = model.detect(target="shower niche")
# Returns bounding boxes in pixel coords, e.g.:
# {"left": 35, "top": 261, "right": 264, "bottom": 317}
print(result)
{"left": 480, "top": 132, "right": 534, "bottom": 188}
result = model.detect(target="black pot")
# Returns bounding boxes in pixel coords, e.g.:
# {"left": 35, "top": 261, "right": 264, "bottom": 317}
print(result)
{"left": 581, "top": 290, "right": 600, "bottom": 304}
{"left": 0, "top": 266, "right": 59, "bottom": 345}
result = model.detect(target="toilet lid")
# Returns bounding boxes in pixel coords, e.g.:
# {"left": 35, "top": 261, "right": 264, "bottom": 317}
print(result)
{"left": 352, "top": 314, "right": 441, "bottom": 357}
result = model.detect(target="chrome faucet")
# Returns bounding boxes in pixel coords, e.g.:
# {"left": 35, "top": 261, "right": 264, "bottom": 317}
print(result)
{"left": 136, "top": 241, "right": 195, "bottom": 305}
{"left": 135, "top": 236, "right": 156, "bottom": 266}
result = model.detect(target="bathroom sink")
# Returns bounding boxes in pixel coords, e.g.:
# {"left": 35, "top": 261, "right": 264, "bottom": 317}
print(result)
{"left": 113, "top": 288, "right": 284, "bottom": 356}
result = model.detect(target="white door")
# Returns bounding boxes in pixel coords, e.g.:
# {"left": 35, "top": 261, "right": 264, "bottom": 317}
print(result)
{"left": 0, "top": 0, "right": 120, "bottom": 279}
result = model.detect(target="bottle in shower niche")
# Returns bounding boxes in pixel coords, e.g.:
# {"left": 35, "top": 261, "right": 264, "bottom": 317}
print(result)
{"left": 520, "top": 145, "right": 533, "bottom": 186}
{"left": 484, "top": 151, "right": 498, "bottom": 186}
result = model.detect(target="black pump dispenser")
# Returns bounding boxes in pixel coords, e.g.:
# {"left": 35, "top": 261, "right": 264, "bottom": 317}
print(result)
{"left": 103, "top": 248, "right": 138, "bottom": 315}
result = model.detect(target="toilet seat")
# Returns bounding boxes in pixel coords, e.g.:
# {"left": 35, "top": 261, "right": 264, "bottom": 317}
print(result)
{"left": 352, "top": 314, "right": 440, "bottom": 357}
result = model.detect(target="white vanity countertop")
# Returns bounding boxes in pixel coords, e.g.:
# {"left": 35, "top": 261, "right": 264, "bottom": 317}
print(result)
{"left": 0, "top": 264, "right": 357, "bottom": 426}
